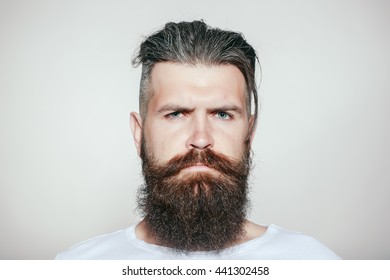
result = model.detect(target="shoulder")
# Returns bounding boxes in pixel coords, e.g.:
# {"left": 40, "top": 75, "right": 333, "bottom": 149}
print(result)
{"left": 55, "top": 226, "right": 133, "bottom": 260}
{"left": 258, "top": 224, "right": 341, "bottom": 259}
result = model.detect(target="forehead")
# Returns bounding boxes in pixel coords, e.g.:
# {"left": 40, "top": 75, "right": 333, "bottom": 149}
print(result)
{"left": 148, "top": 62, "right": 247, "bottom": 106}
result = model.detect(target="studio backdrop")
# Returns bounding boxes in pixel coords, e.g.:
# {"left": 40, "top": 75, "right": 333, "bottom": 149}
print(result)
{"left": 0, "top": 0, "right": 389, "bottom": 259}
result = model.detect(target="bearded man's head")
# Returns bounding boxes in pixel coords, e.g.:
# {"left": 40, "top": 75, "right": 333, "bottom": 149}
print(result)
{"left": 130, "top": 20, "right": 259, "bottom": 253}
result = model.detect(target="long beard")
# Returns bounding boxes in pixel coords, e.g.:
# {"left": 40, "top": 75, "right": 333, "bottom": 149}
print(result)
{"left": 137, "top": 140, "right": 252, "bottom": 253}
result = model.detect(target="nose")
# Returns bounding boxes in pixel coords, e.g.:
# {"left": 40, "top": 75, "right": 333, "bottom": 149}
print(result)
{"left": 185, "top": 116, "right": 214, "bottom": 150}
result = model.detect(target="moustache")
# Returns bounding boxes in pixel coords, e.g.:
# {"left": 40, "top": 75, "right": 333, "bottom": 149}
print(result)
{"left": 159, "top": 148, "right": 250, "bottom": 179}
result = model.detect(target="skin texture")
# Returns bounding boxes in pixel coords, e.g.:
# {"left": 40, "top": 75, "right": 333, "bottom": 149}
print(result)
{"left": 130, "top": 62, "right": 266, "bottom": 248}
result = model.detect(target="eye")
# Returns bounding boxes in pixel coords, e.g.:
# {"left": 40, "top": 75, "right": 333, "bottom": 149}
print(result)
{"left": 215, "top": 111, "right": 232, "bottom": 120}
{"left": 166, "top": 111, "right": 183, "bottom": 119}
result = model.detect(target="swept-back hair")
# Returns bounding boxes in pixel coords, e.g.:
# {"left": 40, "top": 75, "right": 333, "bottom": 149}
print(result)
{"left": 132, "top": 20, "right": 260, "bottom": 135}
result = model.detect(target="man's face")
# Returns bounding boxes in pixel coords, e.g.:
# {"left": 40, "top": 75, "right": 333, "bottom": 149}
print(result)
{"left": 140, "top": 62, "right": 252, "bottom": 167}
{"left": 130, "top": 62, "right": 254, "bottom": 252}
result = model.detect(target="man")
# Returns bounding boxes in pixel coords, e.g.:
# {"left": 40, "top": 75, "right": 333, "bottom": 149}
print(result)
{"left": 56, "top": 21, "right": 340, "bottom": 259}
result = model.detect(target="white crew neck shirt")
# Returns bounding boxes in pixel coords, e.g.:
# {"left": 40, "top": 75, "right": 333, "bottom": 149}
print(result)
{"left": 56, "top": 223, "right": 341, "bottom": 260}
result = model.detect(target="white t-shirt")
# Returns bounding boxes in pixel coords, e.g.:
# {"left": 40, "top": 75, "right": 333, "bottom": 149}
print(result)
{"left": 56, "top": 223, "right": 340, "bottom": 260}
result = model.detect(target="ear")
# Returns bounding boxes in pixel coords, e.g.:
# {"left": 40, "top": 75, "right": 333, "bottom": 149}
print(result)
{"left": 248, "top": 114, "right": 257, "bottom": 144}
{"left": 130, "top": 112, "right": 143, "bottom": 157}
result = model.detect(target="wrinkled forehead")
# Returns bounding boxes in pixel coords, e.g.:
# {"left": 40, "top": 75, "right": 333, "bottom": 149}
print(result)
{"left": 148, "top": 62, "right": 248, "bottom": 107}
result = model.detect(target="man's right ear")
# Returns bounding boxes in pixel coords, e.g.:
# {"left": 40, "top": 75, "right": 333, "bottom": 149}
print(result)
{"left": 130, "top": 112, "right": 142, "bottom": 157}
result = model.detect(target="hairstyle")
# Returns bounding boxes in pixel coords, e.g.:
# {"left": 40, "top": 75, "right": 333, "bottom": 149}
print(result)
{"left": 132, "top": 20, "right": 260, "bottom": 135}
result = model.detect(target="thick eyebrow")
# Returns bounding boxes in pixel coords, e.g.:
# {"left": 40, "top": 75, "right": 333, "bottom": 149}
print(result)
{"left": 209, "top": 105, "right": 244, "bottom": 115}
{"left": 156, "top": 104, "right": 244, "bottom": 115}
{"left": 157, "top": 104, "right": 194, "bottom": 114}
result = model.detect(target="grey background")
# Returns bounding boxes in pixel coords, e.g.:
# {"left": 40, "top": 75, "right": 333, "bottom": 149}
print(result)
{"left": 1, "top": 0, "right": 389, "bottom": 259}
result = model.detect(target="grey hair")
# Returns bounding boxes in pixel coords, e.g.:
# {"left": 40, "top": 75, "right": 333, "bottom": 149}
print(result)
{"left": 132, "top": 20, "right": 260, "bottom": 135}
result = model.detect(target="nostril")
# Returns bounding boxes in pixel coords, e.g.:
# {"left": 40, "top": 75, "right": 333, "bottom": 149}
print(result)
{"left": 185, "top": 123, "right": 214, "bottom": 150}
{"left": 189, "top": 142, "right": 212, "bottom": 150}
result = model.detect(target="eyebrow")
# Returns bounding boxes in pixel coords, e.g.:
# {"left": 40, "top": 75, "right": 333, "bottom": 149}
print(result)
{"left": 157, "top": 104, "right": 243, "bottom": 115}
{"left": 157, "top": 104, "right": 194, "bottom": 114}
{"left": 209, "top": 105, "right": 243, "bottom": 115}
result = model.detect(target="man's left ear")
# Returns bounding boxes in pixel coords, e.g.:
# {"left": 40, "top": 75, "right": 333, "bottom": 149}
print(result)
{"left": 248, "top": 115, "right": 257, "bottom": 144}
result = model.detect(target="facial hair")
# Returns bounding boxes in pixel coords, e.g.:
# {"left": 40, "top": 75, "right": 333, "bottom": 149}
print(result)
{"left": 137, "top": 139, "right": 252, "bottom": 253}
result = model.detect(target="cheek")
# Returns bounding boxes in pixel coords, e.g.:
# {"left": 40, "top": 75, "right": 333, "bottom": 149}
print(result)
{"left": 214, "top": 125, "right": 249, "bottom": 159}
{"left": 144, "top": 124, "right": 187, "bottom": 162}
{"left": 219, "top": 138, "right": 246, "bottom": 159}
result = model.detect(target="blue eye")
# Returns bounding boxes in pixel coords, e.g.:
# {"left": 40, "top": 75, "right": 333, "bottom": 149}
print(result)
{"left": 216, "top": 111, "right": 231, "bottom": 119}
{"left": 166, "top": 111, "right": 183, "bottom": 119}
